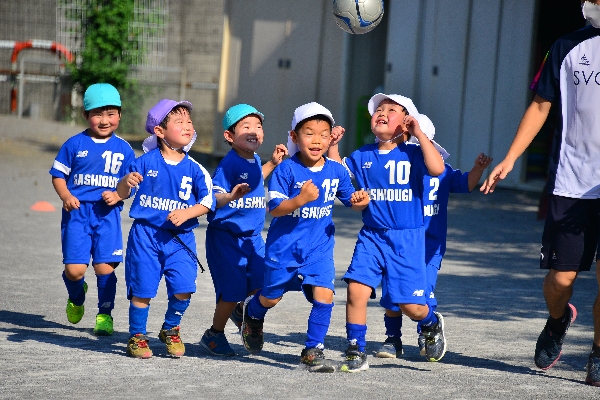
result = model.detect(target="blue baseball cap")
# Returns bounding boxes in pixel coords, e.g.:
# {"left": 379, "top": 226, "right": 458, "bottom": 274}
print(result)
{"left": 222, "top": 104, "right": 264, "bottom": 130}
{"left": 83, "top": 83, "right": 121, "bottom": 111}
{"left": 145, "top": 99, "right": 193, "bottom": 134}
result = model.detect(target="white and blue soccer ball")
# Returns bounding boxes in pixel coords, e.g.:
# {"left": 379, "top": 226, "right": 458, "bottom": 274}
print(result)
{"left": 332, "top": 0, "right": 384, "bottom": 34}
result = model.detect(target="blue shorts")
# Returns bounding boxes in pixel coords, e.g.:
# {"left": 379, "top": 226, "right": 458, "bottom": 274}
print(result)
{"left": 262, "top": 257, "right": 336, "bottom": 303}
{"left": 61, "top": 201, "right": 123, "bottom": 265}
{"left": 125, "top": 221, "right": 198, "bottom": 299}
{"left": 205, "top": 226, "right": 265, "bottom": 303}
{"left": 345, "top": 225, "right": 427, "bottom": 307}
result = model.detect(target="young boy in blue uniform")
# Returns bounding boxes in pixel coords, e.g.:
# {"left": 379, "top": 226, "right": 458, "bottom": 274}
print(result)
{"left": 374, "top": 113, "right": 493, "bottom": 359}
{"left": 241, "top": 102, "right": 370, "bottom": 372}
{"left": 328, "top": 93, "right": 446, "bottom": 372}
{"left": 50, "top": 83, "right": 135, "bottom": 336}
{"left": 117, "top": 99, "right": 215, "bottom": 358}
{"left": 200, "top": 104, "right": 287, "bottom": 356}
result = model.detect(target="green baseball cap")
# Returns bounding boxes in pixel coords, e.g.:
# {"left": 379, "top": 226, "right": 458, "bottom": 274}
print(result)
{"left": 222, "top": 104, "right": 264, "bottom": 130}
{"left": 83, "top": 83, "right": 121, "bottom": 111}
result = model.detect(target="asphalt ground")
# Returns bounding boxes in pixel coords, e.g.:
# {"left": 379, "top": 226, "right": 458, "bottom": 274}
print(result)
{"left": 0, "top": 115, "right": 599, "bottom": 399}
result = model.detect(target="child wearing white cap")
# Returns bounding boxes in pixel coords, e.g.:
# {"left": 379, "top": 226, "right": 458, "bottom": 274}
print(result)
{"left": 50, "top": 83, "right": 135, "bottom": 337}
{"left": 200, "top": 104, "right": 287, "bottom": 357}
{"left": 327, "top": 93, "right": 446, "bottom": 371}
{"left": 374, "top": 113, "right": 493, "bottom": 360}
{"left": 240, "top": 102, "right": 370, "bottom": 372}
{"left": 117, "top": 99, "right": 215, "bottom": 358}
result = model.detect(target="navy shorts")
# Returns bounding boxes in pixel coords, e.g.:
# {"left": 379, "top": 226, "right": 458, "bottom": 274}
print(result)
{"left": 345, "top": 225, "right": 427, "bottom": 307}
{"left": 125, "top": 221, "right": 198, "bottom": 299}
{"left": 205, "top": 226, "right": 265, "bottom": 303}
{"left": 540, "top": 195, "right": 600, "bottom": 272}
{"left": 61, "top": 201, "right": 123, "bottom": 265}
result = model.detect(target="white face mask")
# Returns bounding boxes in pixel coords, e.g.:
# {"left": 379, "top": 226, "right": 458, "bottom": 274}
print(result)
{"left": 583, "top": 1, "right": 600, "bottom": 29}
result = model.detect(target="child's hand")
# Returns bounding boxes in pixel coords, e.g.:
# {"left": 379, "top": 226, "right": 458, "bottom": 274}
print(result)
{"left": 102, "top": 190, "right": 122, "bottom": 206}
{"left": 350, "top": 190, "right": 370, "bottom": 207}
{"left": 62, "top": 195, "right": 80, "bottom": 212}
{"left": 270, "top": 144, "right": 288, "bottom": 166}
{"left": 404, "top": 115, "right": 423, "bottom": 139}
{"left": 330, "top": 126, "right": 345, "bottom": 147}
{"left": 166, "top": 208, "right": 191, "bottom": 227}
{"left": 473, "top": 153, "right": 493, "bottom": 171}
{"left": 123, "top": 172, "right": 143, "bottom": 188}
{"left": 230, "top": 183, "right": 251, "bottom": 201}
{"left": 298, "top": 179, "right": 319, "bottom": 204}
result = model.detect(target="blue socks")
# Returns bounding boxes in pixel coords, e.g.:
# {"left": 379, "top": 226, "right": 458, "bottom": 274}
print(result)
{"left": 62, "top": 271, "right": 86, "bottom": 306}
{"left": 346, "top": 323, "right": 368, "bottom": 352}
{"left": 247, "top": 290, "right": 270, "bottom": 320}
{"left": 163, "top": 297, "right": 190, "bottom": 330}
{"left": 384, "top": 313, "right": 403, "bottom": 338}
{"left": 96, "top": 272, "right": 117, "bottom": 316}
{"left": 129, "top": 303, "right": 150, "bottom": 336}
{"left": 305, "top": 301, "right": 334, "bottom": 349}
{"left": 414, "top": 306, "right": 438, "bottom": 330}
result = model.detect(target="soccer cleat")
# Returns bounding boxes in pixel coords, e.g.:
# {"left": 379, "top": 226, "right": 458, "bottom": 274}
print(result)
{"left": 375, "top": 336, "right": 403, "bottom": 358}
{"left": 300, "top": 347, "right": 338, "bottom": 373}
{"left": 240, "top": 295, "right": 264, "bottom": 354}
{"left": 66, "top": 281, "right": 88, "bottom": 324}
{"left": 534, "top": 303, "right": 577, "bottom": 370}
{"left": 200, "top": 329, "right": 235, "bottom": 357}
{"left": 586, "top": 354, "right": 600, "bottom": 387}
{"left": 229, "top": 301, "right": 243, "bottom": 332}
{"left": 159, "top": 326, "right": 185, "bottom": 358}
{"left": 340, "top": 344, "right": 369, "bottom": 372}
{"left": 93, "top": 313, "right": 114, "bottom": 336}
{"left": 421, "top": 311, "right": 447, "bottom": 362}
{"left": 127, "top": 334, "right": 153, "bottom": 359}
{"left": 418, "top": 334, "right": 426, "bottom": 357}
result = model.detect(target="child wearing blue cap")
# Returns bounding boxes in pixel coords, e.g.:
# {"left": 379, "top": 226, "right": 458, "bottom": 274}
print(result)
{"left": 117, "top": 99, "right": 215, "bottom": 358}
{"left": 199, "top": 104, "right": 287, "bottom": 357}
{"left": 50, "top": 83, "right": 135, "bottom": 336}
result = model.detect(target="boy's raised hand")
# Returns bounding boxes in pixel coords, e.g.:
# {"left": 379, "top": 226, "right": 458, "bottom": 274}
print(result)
{"left": 330, "top": 126, "right": 345, "bottom": 147}
{"left": 404, "top": 115, "right": 423, "bottom": 139}
{"left": 230, "top": 183, "right": 251, "bottom": 201}
{"left": 474, "top": 153, "right": 493, "bottom": 171}
{"left": 298, "top": 179, "right": 319, "bottom": 204}
{"left": 270, "top": 144, "right": 288, "bottom": 166}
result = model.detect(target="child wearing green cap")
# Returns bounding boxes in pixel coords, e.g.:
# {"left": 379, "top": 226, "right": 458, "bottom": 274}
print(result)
{"left": 49, "top": 83, "right": 135, "bottom": 336}
{"left": 199, "top": 104, "right": 287, "bottom": 356}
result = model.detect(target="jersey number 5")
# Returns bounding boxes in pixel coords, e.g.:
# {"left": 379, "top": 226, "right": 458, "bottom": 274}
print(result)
{"left": 179, "top": 176, "right": 193, "bottom": 200}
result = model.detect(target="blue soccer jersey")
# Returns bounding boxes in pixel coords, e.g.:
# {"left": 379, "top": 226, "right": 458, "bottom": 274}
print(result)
{"left": 536, "top": 25, "right": 600, "bottom": 199}
{"left": 265, "top": 155, "right": 355, "bottom": 267}
{"left": 423, "top": 164, "right": 470, "bottom": 266}
{"left": 49, "top": 131, "right": 135, "bottom": 204}
{"left": 343, "top": 142, "right": 428, "bottom": 230}
{"left": 126, "top": 148, "right": 214, "bottom": 232}
{"left": 207, "top": 149, "right": 266, "bottom": 236}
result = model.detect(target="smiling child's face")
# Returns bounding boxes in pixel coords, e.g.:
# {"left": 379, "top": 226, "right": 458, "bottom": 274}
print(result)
{"left": 371, "top": 99, "right": 408, "bottom": 142}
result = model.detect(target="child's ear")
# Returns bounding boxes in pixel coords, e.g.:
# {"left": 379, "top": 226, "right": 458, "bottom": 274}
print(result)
{"left": 154, "top": 126, "right": 164, "bottom": 138}
{"left": 82, "top": 110, "right": 89, "bottom": 121}
{"left": 290, "top": 130, "right": 298, "bottom": 143}
{"left": 223, "top": 130, "right": 234, "bottom": 143}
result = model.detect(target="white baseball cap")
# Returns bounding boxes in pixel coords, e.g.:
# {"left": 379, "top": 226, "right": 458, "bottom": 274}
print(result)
{"left": 368, "top": 93, "right": 419, "bottom": 117}
{"left": 287, "top": 102, "right": 335, "bottom": 155}
{"left": 410, "top": 113, "right": 450, "bottom": 160}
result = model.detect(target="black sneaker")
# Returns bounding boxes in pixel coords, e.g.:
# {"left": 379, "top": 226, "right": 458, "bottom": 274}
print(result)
{"left": 229, "top": 301, "right": 243, "bottom": 332}
{"left": 240, "top": 295, "right": 264, "bottom": 354}
{"left": 341, "top": 344, "right": 369, "bottom": 372}
{"left": 586, "top": 354, "right": 600, "bottom": 387}
{"left": 300, "top": 347, "right": 338, "bottom": 373}
{"left": 421, "top": 311, "right": 447, "bottom": 362}
{"left": 534, "top": 303, "right": 577, "bottom": 370}
{"left": 417, "top": 334, "right": 426, "bottom": 356}
{"left": 375, "top": 336, "right": 403, "bottom": 358}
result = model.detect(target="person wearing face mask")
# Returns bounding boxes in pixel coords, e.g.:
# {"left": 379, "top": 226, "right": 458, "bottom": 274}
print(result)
{"left": 481, "top": 0, "right": 600, "bottom": 387}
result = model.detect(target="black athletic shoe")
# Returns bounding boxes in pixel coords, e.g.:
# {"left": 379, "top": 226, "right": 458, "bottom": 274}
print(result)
{"left": 300, "top": 347, "right": 338, "bottom": 373}
{"left": 421, "top": 311, "right": 447, "bottom": 362}
{"left": 375, "top": 336, "right": 403, "bottom": 358}
{"left": 534, "top": 303, "right": 577, "bottom": 370}
{"left": 341, "top": 344, "right": 369, "bottom": 373}
{"left": 586, "top": 354, "right": 600, "bottom": 387}
{"left": 229, "top": 301, "right": 243, "bottom": 332}
{"left": 240, "top": 295, "right": 264, "bottom": 354}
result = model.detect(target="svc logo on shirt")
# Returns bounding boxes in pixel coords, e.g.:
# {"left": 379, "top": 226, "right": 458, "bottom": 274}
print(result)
{"left": 147, "top": 170, "right": 158, "bottom": 177}
{"left": 76, "top": 150, "right": 88, "bottom": 158}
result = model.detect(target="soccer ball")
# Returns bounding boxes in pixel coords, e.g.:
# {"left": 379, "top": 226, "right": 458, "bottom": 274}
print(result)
{"left": 332, "top": 0, "right": 384, "bottom": 34}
